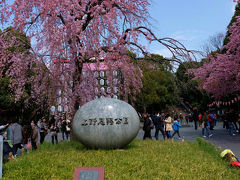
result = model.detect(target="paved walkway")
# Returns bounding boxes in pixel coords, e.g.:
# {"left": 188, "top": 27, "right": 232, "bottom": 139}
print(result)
{"left": 136, "top": 122, "right": 240, "bottom": 159}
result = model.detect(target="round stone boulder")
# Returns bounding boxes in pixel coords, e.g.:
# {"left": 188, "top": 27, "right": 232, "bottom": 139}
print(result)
{"left": 72, "top": 98, "right": 140, "bottom": 149}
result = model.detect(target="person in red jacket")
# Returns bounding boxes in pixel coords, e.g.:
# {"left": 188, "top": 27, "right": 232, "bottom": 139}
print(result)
{"left": 198, "top": 113, "right": 202, "bottom": 127}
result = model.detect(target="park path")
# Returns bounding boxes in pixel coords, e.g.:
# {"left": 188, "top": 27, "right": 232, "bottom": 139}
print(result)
{"left": 136, "top": 122, "right": 240, "bottom": 159}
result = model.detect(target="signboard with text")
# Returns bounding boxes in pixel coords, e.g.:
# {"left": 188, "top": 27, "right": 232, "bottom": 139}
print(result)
{"left": 73, "top": 167, "right": 104, "bottom": 180}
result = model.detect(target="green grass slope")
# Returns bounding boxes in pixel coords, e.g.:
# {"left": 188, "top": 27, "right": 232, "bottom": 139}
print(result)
{"left": 2, "top": 139, "right": 240, "bottom": 180}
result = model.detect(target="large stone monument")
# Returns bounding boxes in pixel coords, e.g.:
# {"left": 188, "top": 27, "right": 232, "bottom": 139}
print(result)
{"left": 72, "top": 98, "right": 140, "bottom": 149}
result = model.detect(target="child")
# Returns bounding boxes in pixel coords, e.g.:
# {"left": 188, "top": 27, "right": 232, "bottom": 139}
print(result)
{"left": 172, "top": 115, "right": 182, "bottom": 139}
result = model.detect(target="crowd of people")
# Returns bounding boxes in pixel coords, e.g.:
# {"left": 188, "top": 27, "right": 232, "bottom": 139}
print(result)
{"left": 142, "top": 108, "right": 240, "bottom": 140}
{"left": 222, "top": 109, "right": 240, "bottom": 136}
{"left": 1, "top": 108, "right": 240, "bottom": 160}
{"left": 142, "top": 112, "right": 183, "bottom": 140}
{"left": 0, "top": 115, "right": 71, "bottom": 161}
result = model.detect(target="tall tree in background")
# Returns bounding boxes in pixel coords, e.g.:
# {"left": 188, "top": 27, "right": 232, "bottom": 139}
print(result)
{"left": 189, "top": 2, "right": 240, "bottom": 98}
{"left": 202, "top": 33, "right": 225, "bottom": 54}
{"left": 0, "top": 0, "right": 194, "bottom": 117}
{"left": 176, "top": 61, "right": 210, "bottom": 112}
{"left": 0, "top": 27, "right": 50, "bottom": 123}
{"left": 134, "top": 54, "right": 177, "bottom": 113}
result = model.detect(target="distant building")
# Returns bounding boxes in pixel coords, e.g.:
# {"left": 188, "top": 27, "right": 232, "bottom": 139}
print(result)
{"left": 51, "top": 58, "right": 71, "bottom": 117}
{"left": 82, "top": 59, "right": 124, "bottom": 100}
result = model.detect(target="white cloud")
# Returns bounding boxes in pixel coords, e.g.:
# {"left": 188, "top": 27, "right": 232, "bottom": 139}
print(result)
{"left": 151, "top": 48, "right": 172, "bottom": 58}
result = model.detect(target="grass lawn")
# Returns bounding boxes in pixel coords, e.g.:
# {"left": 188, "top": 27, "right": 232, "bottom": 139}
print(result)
{"left": 2, "top": 138, "right": 240, "bottom": 180}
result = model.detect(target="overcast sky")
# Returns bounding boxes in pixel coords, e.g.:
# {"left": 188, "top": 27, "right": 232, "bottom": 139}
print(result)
{"left": 145, "top": 0, "right": 236, "bottom": 57}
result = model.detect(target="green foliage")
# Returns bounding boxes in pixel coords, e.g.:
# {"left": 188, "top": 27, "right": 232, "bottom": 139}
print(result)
{"left": 196, "top": 137, "right": 222, "bottom": 160}
{"left": 176, "top": 62, "right": 210, "bottom": 112}
{"left": 0, "top": 27, "right": 42, "bottom": 124}
{"left": 0, "top": 27, "right": 31, "bottom": 104}
{"left": 0, "top": 77, "right": 12, "bottom": 109}
{"left": 135, "top": 54, "right": 177, "bottom": 113}
{"left": 2, "top": 140, "right": 240, "bottom": 179}
{"left": 144, "top": 54, "right": 173, "bottom": 71}
{"left": 4, "top": 27, "right": 31, "bottom": 52}
{"left": 223, "top": 4, "right": 240, "bottom": 45}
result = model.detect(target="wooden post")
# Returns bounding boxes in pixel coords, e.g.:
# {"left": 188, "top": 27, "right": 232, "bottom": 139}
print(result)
{"left": 182, "top": 136, "right": 185, "bottom": 142}
{"left": 21, "top": 148, "right": 24, "bottom": 156}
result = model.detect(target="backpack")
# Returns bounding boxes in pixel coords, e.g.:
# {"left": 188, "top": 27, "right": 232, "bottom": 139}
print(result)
{"left": 208, "top": 114, "right": 213, "bottom": 122}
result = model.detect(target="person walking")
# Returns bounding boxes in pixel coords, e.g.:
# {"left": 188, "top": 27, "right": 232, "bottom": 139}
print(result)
{"left": 192, "top": 108, "right": 198, "bottom": 130}
{"left": 10, "top": 120, "right": 23, "bottom": 156}
{"left": 223, "top": 112, "right": 229, "bottom": 130}
{"left": 208, "top": 112, "right": 215, "bottom": 132}
{"left": 185, "top": 114, "right": 189, "bottom": 124}
{"left": 158, "top": 113, "right": 166, "bottom": 140}
{"left": 31, "top": 121, "right": 38, "bottom": 150}
{"left": 172, "top": 115, "right": 182, "bottom": 139}
{"left": 201, "top": 112, "right": 212, "bottom": 138}
{"left": 50, "top": 124, "right": 58, "bottom": 145}
{"left": 164, "top": 114, "right": 173, "bottom": 139}
{"left": 143, "top": 113, "right": 152, "bottom": 140}
{"left": 179, "top": 113, "right": 183, "bottom": 125}
{"left": 22, "top": 124, "right": 33, "bottom": 153}
{"left": 50, "top": 116, "right": 58, "bottom": 144}
{"left": 39, "top": 117, "right": 48, "bottom": 144}
{"left": 227, "top": 109, "right": 236, "bottom": 136}
{"left": 61, "top": 118, "right": 68, "bottom": 140}
{"left": 66, "top": 118, "right": 71, "bottom": 140}
{"left": 198, "top": 113, "right": 202, "bottom": 127}
{"left": 232, "top": 110, "right": 239, "bottom": 133}
{"left": 152, "top": 113, "right": 165, "bottom": 140}
{"left": 237, "top": 112, "right": 240, "bottom": 134}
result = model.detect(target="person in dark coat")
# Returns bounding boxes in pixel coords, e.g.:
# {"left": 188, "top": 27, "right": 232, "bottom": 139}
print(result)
{"left": 143, "top": 113, "right": 152, "bottom": 140}
{"left": 222, "top": 112, "right": 229, "bottom": 130}
{"left": 152, "top": 113, "right": 165, "bottom": 140}
{"left": 61, "top": 118, "right": 68, "bottom": 140}
{"left": 22, "top": 124, "right": 33, "bottom": 153}
{"left": 192, "top": 108, "right": 198, "bottom": 130}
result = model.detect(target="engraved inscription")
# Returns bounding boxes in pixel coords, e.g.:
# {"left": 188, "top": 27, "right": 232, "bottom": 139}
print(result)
{"left": 106, "top": 118, "right": 114, "bottom": 125}
{"left": 115, "top": 118, "right": 122, "bottom": 124}
{"left": 82, "top": 120, "right": 88, "bottom": 126}
{"left": 123, "top": 117, "right": 129, "bottom": 124}
{"left": 82, "top": 117, "right": 129, "bottom": 126}
{"left": 89, "top": 118, "right": 97, "bottom": 125}
{"left": 98, "top": 118, "right": 105, "bottom": 126}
